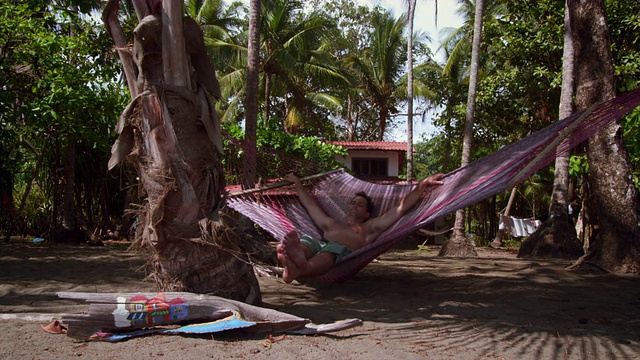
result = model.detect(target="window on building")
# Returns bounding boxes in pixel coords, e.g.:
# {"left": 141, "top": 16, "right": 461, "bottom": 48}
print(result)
{"left": 352, "top": 158, "right": 388, "bottom": 177}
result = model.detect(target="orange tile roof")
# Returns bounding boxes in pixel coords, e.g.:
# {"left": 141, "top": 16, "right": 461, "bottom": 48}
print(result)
{"left": 328, "top": 141, "right": 409, "bottom": 151}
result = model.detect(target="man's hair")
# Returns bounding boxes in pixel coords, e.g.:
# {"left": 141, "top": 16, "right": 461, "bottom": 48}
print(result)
{"left": 354, "top": 191, "right": 374, "bottom": 217}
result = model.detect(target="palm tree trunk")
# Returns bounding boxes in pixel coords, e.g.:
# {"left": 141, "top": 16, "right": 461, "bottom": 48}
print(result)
{"left": 244, "top": 0, "right": 261, "bottom": 189}
{"left": 440, "top": 0, "right": 484, "bottom": 257}
{"left": 378, "top": 106, "right": 388, "bottom": 141}
{"left": 406, "top": 0, "right": 416, "bottom": 183}
{"left": 551, "top": 1, "right": 575, "bottom": 222}
{"left": 263, "top": 73, "right": 271, "bottom": 125}
{"left": 347, "top": 95, "right": 354, "bottom": 140}
{"left": 517, "top": 1, "right": 582, "bottom": 259}
{"left": 568, "top": 0, "right": 640, "bottom": 273}
{"left": 103, "top": 0, "right": 262, "bottom": 302}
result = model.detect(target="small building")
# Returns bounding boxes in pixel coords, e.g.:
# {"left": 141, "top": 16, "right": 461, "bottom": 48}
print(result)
{"left": 327, "top": 141, "right": 409, "bottom": 181}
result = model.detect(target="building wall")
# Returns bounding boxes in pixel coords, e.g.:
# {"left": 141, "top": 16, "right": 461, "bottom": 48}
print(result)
{"left": 335, "top": 150, "right": 404, "bottom": 177}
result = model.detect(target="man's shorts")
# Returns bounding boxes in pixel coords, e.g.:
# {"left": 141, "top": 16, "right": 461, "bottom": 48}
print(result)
{"left": 300, "top": 235, "right": 352, "bottom": 264}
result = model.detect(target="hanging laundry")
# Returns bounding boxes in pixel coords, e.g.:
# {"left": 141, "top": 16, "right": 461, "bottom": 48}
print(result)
{"left": 499, "top": 215, "right": 542, "bottom": 237}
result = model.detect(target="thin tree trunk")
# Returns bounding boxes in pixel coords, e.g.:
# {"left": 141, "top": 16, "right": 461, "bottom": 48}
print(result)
{"left": 51, "top": 139, "right": 61, "bottom": 241}
{"left": 517, "top": 1, "right": 582, "bottom": 259}
{"left": 406, "top": 0, "right": 416, "bottom": 183}
{"left": 491, "top": 186, "right": 517, "bottom": 248}
{"left": 378, "top": 104, "right": 389, "bottom": 141}
{"left": 440, "top": 0, "right": 484, "bottom": 257}
{"left": 263, "top": 73, "right": 271, "bottom": 125}
{"left": 551, "top": 1, "right": 575, "bottom": 221}
{"left": 347, "top": 95, "right": 354, "bottom": 140}
{"left": 0, "top": 167, "right": 15, "bottom": 242}
{"left": 59, "top": 7, "right": 84, "bottom": 243}
{"left": 61, "top": 139, "right": 77, "bottom": 233}
{"left": 244, "top": 0, "right": 261, "bottom": 189}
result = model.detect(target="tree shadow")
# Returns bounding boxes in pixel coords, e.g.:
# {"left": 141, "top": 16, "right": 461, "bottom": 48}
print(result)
{"left": 260, "top": 251, "right": 640, "bottom": 358}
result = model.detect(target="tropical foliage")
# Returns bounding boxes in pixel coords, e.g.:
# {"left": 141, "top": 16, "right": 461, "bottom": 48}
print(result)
{"left": 0, "top": 1, "right": 128, "bottom": 241}
{"left": 1, "top": 0, "right": 639, "bottom": 256}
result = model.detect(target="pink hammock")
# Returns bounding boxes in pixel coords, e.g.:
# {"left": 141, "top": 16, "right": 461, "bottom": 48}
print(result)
{"left": 227, "top": 88, "right": 640, "bottom": 283}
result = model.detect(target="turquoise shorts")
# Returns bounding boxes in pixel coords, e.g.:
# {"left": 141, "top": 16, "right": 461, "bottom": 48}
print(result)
{"left": 300, "top": 235, "right": 352, "bottom": 264}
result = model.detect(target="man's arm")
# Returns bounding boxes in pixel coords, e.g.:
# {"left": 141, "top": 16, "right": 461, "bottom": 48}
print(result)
{"left": 366, "top": 174, "right": 444, "bottom": 240}
{"left": 284, "top": 173, "right": 338, "bottom": 232}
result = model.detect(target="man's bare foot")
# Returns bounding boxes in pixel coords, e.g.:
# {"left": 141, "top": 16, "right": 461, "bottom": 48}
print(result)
{"left": 276, "top": 231, "right": 308, "bottom": 283}
{"left": 279, "top": 253, "right": 301, "bottom": 284}
{"left": 283, "top": 231, "right": 308, "bottom": 269}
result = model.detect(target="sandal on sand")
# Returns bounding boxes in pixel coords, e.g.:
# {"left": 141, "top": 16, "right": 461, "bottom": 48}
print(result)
{"left": 40, "top": 320, "right": 67, "bottom": 334}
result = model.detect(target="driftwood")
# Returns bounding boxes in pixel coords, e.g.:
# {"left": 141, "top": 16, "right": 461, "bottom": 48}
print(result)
{"left": 57, "top": 292, "right": 362, "bottom": 342}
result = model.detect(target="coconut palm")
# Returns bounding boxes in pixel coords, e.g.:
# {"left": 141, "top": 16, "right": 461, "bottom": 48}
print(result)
{"left": 438, "top": 0, "right": 506, "bottom": 78}
{"left": 201, "top": 0, "right": 349, "bottom": 135}
{"left": 186, "top": 0, "right": 246, "bottom": 69}
{"left": 184, "top": 0, "right": 247, "bottom": 123}
{"left": 404, "top": 0, "right": 439, "bottom": 181}
{"left": 513, "top": 1, "right": 581, "bottom": 255}
{"left": 345, "top": 10, "right": 408, "bottom": 140}
{"left": 568, "top": 0, "right": 640, "bottom": 274}
{"left": 244, "top": 0, "right": 261, "bottom": 187}
{"left": 104, "top": 0, "right": 262, "bottom": 303}
{"left": 405, "top": 0, "right": 417, "bottom": 182}
{"left": 260, "top": 0, "right": 349, "bottom": 134}
{"left": 439, "top": 0, "right": 485, "bottom": 257}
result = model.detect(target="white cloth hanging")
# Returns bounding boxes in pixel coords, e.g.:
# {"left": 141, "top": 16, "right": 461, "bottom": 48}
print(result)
{"left": 499, "top": 215, "right": 542, "bottom": 237}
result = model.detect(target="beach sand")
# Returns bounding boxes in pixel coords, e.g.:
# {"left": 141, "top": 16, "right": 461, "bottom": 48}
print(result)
{"left": 1, "top": 241, "right": 639, "bottom": 359}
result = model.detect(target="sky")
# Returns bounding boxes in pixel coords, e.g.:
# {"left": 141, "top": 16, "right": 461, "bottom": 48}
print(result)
{"left": 359, "top": 0, "right": 464, "bottom": 54}
{"left": 237, "top": 0, "right": 465, "bottom": 140}
{"left": 356, "top": 0, "right": 465, "bottom": 140}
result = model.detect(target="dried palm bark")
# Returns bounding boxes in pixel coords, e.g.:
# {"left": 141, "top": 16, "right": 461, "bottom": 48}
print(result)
{"left": 104, "top": 0, "right": 262, "bottom": 303}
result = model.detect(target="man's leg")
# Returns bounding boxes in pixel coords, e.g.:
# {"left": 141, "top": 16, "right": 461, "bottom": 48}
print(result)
{"left": 300, "top": 252, "right": 336, "bottom": 277}
{"left": 277, "top": 231, "right": 335, "bottom": 283}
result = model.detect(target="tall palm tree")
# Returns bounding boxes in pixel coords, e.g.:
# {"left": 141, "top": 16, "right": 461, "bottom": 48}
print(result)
{"left": 513, "top": 0, "right": 582, "bottom": 256}
{"left": 346, "top": 10, "right": 408, "bottom": 140}
{"left": 184, "top": 0, "right": 246, "bottom": 123}
{"left": 439, "top": 0, "right": 485, "bottom": 257}
{"left": 244, "top": 0, "right": 261, "bottom": 187}
{"left": 205, "top": 0, "right": 348, "bottom": 135}
{"left": 260, "top": 0, "right": 349, "bottom": 133}
{"left": 186, "top": 0, "right": 246, "bottom": 67}
{"left": 104, "top": 0, "right": 261, "bottom": 303}
{"left": 439, "top": 0, "right": 505, "bottom": 78}
{"left": 405, "top": 0, "right": 417, "bottom": 182}
{"left": 404, "top": 0, "right": 440, "bottom": 182}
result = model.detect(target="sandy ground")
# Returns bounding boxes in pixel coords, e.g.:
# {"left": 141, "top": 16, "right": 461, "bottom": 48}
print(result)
{"left": 1, "top": 241, "right": 639, "bottom": 360}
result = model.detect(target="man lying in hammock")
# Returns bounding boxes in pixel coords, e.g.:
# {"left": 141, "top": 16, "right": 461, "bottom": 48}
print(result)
{"left": 277, "top": 173, "right": 444, "bottom": 283}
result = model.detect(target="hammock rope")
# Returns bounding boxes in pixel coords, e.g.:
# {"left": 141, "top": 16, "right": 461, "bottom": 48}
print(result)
{"left": 227, "top": 88, "right": 640, "bottom": 283}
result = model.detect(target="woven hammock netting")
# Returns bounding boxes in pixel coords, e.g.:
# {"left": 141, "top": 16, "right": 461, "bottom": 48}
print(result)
{"left": 225, "top": 88, "right": 640, "bottom": 283}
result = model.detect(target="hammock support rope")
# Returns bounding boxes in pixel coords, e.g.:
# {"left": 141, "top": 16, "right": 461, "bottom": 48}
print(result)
{"left": 227, "top": 88, "right": 640, "bottom": 283}
{"left": 228, "top": 169, "right": 344, "bottom": 197}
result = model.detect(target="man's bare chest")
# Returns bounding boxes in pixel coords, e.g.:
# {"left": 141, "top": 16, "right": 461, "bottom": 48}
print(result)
{"left": 323, "top": 225, "right": 368, "bottom": 249}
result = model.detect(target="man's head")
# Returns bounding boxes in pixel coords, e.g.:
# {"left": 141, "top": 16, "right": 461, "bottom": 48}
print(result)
{"left": 349, "top": 191, "right": 374, "bottom": 222}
